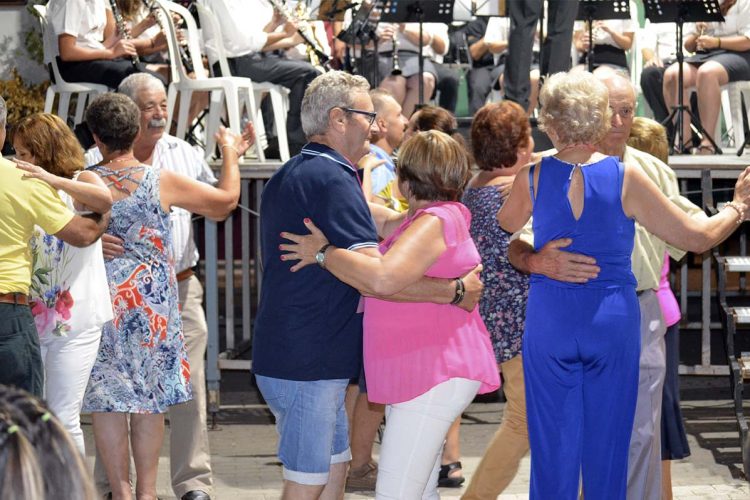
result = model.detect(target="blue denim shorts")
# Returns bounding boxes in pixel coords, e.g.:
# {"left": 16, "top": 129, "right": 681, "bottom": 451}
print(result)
{"left": 256, "top": 375, "right": 351, "bottom": 485}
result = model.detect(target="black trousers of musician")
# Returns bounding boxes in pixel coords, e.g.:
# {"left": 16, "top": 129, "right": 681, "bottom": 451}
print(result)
{"left": 55, "top": 57, "right": 165, "bottom": 90}
{"left": 434, "top": 63, "right": 460, "bottom": 114}
{"left": 467, "top": 63, "right": 503, "bottom": 115}
{"left": 225, "top": 54, "right": 319, "bottom": 154}
{"left": 504, "top": 0, "right": 578, "bottom": 111}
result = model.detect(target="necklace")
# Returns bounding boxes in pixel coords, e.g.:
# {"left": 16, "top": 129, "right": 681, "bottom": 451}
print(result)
{"left": 104, "top": 156, "right": 138, "bottom": 164}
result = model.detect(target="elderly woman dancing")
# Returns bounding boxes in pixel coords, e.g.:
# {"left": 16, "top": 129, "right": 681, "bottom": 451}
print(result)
{"left": 498, "top": 71, "right": 750, "bottom": 499}
{"left": 281, "top": 130, "right": 500, "bottom": 500}
{"left": 80, "top": 92, "right": 252, "bottom": 500}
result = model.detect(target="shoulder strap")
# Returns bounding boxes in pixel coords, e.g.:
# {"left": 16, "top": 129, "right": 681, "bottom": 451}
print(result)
{"left": 528, "top": 163, "right": 537, "bottom": 208}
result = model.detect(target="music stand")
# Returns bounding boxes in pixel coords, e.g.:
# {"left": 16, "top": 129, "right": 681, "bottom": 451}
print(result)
{"left": 338, "top": 1, "right": 380, "bottom": 80}
{"left": 576, "top": 1, "right": 631, "bottom": 73}
{"left": 643, "top": 0, "right": 723, "bottom": 155}
{"left": 379, "top": 0, "right": 455, "bottom": 105}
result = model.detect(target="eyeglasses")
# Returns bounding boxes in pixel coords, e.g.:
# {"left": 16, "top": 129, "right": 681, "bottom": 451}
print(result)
{"left": 338, "top": 107, "right": 377, "bottom": 127}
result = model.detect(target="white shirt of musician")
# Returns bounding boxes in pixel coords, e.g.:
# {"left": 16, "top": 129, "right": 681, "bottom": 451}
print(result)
{"left": 202, "top": 0, "right": 273, "bottom": 58}
{"left": 640, "top": 21, "right": 677, "bottom": 62}
{"left": 44, "top": 0, "right": 111, "bottom": 65}
{"left": 377, "top": 22, "right": 447, "bottom": 58}
{"left": 85, "top": 135, "right": 217, "bottom": 273}
{"left": 690, "top": 0, "right": 750, "bottom": 38}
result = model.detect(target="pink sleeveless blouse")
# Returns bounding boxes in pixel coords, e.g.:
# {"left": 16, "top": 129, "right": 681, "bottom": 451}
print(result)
{"left": 363, "top": 202, "right": 501, "bottom": 404}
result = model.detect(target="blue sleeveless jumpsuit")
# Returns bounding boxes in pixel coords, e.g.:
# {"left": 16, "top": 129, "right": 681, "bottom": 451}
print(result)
{"left": 523, "top": 156, "right": 641, "bottom": 499}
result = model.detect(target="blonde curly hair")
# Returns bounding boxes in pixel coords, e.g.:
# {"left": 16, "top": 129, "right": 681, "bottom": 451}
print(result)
{"left": 538, "top": 71, "right": 612, "bottom": 146}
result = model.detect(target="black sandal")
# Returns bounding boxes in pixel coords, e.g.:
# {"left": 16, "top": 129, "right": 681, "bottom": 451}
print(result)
{"left": 438, "top": 461, "right": 465, "bottom": 488}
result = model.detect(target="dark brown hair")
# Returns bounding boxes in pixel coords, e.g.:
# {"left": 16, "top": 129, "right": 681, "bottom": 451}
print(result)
{"left": 410, "top": 105, "right": 467, "bottom": 151}
{"left": 397, "top": 130, "right": 470, "bottom": 202}
{"left": 471, "top": 101, "right": 530, "bottom": 171}
{"left": 12, "top": 113, "right": 84, "bottom": 179}
{"left": 85, "top": 93, "right": 141, "bottom": 152}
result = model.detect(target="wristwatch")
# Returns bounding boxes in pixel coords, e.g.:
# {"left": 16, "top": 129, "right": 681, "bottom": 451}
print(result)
{"left": 315, "top": 243, "right": 333, "bottom": 269}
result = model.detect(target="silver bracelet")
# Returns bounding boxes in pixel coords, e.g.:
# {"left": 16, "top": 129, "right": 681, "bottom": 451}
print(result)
{"left": 221, "top": 144, "right": 240, "bottom": 157}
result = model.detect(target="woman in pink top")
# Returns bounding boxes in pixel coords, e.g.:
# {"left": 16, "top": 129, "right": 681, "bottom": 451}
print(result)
{"left": 282, "top": 130, "right": 500, "bottom": 499}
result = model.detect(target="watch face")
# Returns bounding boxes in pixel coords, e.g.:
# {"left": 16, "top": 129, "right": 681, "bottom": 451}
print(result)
{"left": 316, "top": 251, "right": 325, "bottom": 266}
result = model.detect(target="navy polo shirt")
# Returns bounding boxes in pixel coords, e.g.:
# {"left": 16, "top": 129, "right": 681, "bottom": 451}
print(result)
{"left": 252, "top": 142, "right": 379, "bottom": 381}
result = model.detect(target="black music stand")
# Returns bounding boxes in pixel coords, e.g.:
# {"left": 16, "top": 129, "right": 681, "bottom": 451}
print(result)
{"left": 379, "top": 0, "right": 455, "bottom": 106}
{"left": 338, "top": 1, "right": 379, "bottom": 79}
{"left": 738, "top": 94, "right": 750, "bottom": 156}
{"left": 643, "top": 0, "right": 723, "bottom": 155}
{"left": 576, "top": 1, "right": 631, "bottom": 73}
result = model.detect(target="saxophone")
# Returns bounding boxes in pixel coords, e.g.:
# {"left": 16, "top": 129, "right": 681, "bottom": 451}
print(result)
{"left": 266, "top": 0, "right": 330, "bottom": 69}
{"left": 109, "top": 0, "right": 140, "bottom": 68}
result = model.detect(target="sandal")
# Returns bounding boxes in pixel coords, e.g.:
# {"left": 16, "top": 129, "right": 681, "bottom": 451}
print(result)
{"left": 438, "top": 461, "right": 465, "bottom": 488}
{"left": 691, "top": 144, "right": 717, "bottom": 155}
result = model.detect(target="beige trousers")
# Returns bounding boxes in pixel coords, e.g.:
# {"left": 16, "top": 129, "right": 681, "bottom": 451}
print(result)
{"left": 94, "top": 275, "right": 213, "bottom": 497}
{"left": 461, "top": 355, "right": 529, "bottom": 500}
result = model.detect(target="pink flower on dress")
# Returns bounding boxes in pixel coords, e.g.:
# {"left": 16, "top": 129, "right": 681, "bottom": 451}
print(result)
{"left": 55, "top": 289, "right": 74, "bottom": 321}
{"left": 30, "top": 301, "right": 56, "bottom": 338}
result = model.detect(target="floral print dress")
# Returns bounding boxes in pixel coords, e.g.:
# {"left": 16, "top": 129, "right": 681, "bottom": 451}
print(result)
{"left": 463, "top": 185, "right": 529, "bottom": 363}
{"left": 83, "top": 167, "right": 191, "bottom": 413}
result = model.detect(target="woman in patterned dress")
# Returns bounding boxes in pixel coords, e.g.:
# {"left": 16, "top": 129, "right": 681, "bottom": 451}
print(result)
{"left": 80, "top": 93, "right": 253, "bottom": 500}
{"left": 461, "top": 101, "right": 534, "bottom": 498}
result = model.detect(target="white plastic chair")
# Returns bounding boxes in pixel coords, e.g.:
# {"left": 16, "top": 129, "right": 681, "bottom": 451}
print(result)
{"left": 32, "top": 5, "right": 109, "bottom": 125}
{"left": 195, "top": 2, "right": 290, "bottom": 161}
{"left": 153, "top": 0, "right": 282, "bottom": 162}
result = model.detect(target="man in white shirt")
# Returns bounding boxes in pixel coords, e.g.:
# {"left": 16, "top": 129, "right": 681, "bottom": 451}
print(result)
{"left": 201, "top": 0, "right": 320, "bottom": 154}
{"left": 86, "top": 73, "right": 216, "bottom": 500}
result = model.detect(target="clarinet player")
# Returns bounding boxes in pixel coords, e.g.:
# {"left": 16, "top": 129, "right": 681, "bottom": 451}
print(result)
{"left": 44, "top": 0, "right": 167, "bottom": 89}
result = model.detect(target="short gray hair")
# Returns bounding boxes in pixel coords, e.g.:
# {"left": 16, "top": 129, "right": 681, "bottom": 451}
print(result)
{"left": 301, "top": 71, "right": 370, "bottom": 137}
{"left": 0, "top": 95, "right": 6, "bottom": 126}
{"left": 538, "top": 71, "right": 612, "bottom": 146}
{"left": 117, "top": 73, "right": 166, "bottom": 104}
{"left": 85, "top": 93, "right": 141, "bottom": 151}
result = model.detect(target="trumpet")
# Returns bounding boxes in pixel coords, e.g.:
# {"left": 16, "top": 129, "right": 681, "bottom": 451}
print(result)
{"left": 109, "top": 0, "right": 140, "bottom": 68}
{"left": 391, "top": 28, "right": 402, "bottom": 76}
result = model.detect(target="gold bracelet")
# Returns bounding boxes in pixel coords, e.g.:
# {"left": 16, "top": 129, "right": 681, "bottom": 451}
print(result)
{"left": 221, "top": 144, "right": 240, "bottom": 157}
{"left": 724, "top": 201, "right": 745, "bottom": 225}
{"left": 717, "top": 37, "right": 722, "bottom": 49}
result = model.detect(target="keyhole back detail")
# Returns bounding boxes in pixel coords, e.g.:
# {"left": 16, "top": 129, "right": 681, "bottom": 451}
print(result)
{"left": 567, "top": 165, "right": 585, "bottom": 221}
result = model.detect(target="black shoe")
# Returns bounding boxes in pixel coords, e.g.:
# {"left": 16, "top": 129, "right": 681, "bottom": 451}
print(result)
{"left": 437, "top": 461, "right": 465, "bottom": 488}
{"left": 181, "top": 491, "right": 210, "bottom": 500}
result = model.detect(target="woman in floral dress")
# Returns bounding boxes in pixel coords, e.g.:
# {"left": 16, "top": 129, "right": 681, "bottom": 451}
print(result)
{"left": 461, "top": 101, "right": 534, "bottom": 499}
{"left": 13, "top": 113, "right": 113, "bottom": 455}
{"left": 79, "top": 93, "right": 253, "bottom": 500}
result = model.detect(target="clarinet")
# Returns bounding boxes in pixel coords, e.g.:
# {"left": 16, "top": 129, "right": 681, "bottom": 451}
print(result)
{"left": 108, "top": 0, "right": 140, "bottom": 68}
{"left": 142, "top": 0, "right": 194, "bottom": 74}
{"left": 266, "top": 0, "right": 331, "bottom": 68}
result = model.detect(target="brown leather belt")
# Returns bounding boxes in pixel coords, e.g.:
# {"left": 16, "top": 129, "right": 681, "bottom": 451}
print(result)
{"left": 0, "top": 292, "right": 29, "bottom": 305}
{"left": 176, "top": 269, "right": 195, "bottom": 282}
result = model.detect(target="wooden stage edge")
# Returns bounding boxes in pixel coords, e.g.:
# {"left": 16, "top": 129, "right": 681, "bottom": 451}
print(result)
{"left": 214, "top": 153, "right": 750, "bottom": 180}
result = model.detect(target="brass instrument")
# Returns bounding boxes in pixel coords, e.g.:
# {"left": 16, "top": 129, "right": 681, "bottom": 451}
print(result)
{"left": 267, "top": 0, "right": 330, "bottom": 69}
{"left": 109, "top": 0, "right": 140, "bottom": 67}
{"left": 142, "top": 0, "right": 194, "bottom": 74}
{"left": 391, "top": 27, "right": 402, "bottom": 76}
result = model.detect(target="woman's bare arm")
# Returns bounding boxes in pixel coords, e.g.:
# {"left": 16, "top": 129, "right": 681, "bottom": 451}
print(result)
{"left": 623, "top": 164, "right": 750, "bottom": 253}
{"left": 14, "top": 160, "right": 112, "bottom": 214}
{"left": 281, "top": 216, "right": 447, "bottom": 296}
{"left": 160, "top": 124, "right": 253, "bottom": 220}
{"left": 497, "top": 164, "right": 533, "bottom": 233}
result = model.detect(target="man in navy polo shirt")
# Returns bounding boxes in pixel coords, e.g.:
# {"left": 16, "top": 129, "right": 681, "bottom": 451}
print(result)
{"left": 253, "top": 71, "right": 482, "bottom": 500}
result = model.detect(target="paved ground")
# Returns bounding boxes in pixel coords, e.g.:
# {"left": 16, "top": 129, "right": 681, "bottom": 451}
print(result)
{"left": 81, "top": 374, "right": 750, "bottom": 499}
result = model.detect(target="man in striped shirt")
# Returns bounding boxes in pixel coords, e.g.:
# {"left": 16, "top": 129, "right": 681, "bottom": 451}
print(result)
{"left": 86, "top": 73, "right": 216, "bottom": 500}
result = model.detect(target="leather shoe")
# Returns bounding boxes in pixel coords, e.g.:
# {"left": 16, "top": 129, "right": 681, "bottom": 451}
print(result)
{"left": 181, "top": 491, "right": 210, "bottom": 500}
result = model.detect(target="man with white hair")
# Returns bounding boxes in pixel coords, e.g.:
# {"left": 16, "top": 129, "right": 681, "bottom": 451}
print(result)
{"left": 253, "top": 71, "right": 483, "bottom": 499}
{"left": 86, "top": 73, "right": 219, "bottom": 500}
{"left": 509, "top": 73, "right": 705, "bottom": 500}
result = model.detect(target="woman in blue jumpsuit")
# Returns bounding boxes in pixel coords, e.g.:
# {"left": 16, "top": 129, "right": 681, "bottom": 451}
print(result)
{"left": 498, "top": 71, "right": 750, "bottom": 499}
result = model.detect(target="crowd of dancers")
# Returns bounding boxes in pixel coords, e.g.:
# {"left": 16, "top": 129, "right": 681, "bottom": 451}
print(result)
{"left": 2, "top": 1, "right": 750, "bottom": 500}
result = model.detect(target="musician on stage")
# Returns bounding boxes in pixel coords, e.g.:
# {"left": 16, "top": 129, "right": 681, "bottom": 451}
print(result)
{"left": 44, "top": 0, "right": 167, "bottom": 89}
{"left": 202, "top": 0, "right": 320, "bottom": 155}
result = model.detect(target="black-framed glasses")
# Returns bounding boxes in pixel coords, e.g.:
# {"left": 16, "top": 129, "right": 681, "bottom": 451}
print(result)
{"left": 338, "top": 107, "right": 377, "bottom": 127}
